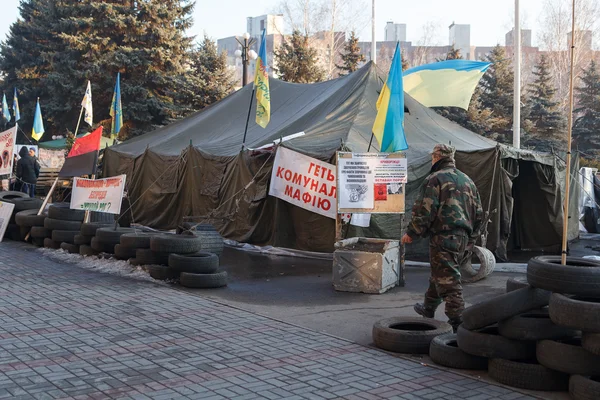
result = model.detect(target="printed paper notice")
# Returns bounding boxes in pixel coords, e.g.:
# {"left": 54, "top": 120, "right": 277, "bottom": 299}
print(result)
{"left": 338, "top": 157, "right": 374, "bottom": 209}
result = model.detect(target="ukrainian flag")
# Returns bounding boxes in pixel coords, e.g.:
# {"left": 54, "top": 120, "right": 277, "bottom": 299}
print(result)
{"left": 110, "top": 72, "right": 123, "bottom": 139}
{"left": 2, "top": 93, "right": 10, "bottom": 123}
{"left": 254, "top": 29, "right": 270, "bottom": 128}
{"left": 32, "top": 98, "right": 44, "bottom": 141}
{"left": 372, "top": 42, "right": 407, "bottom": 152}
{"left": 403, "top": 60, "right": 491, "bottom": 110}
{"left": 13, "top": 88, "right": 20, "bottom": 122}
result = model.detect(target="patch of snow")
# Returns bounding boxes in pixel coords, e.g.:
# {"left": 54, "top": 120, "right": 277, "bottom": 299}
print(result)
{"left": 37, "top": 247, "right": 165, "bottom": 284}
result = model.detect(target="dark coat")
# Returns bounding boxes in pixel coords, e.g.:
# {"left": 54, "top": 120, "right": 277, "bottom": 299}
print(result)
{"left": 16, "top": 147, "right": 40, "bottom": 184}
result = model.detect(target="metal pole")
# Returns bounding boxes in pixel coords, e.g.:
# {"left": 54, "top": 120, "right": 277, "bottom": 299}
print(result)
{"left": 242, "top": 39, "right": 248, "bottom": 86}
{"left": 513, "top": 0, "right": 521, "bottom": 149}
{"left": 241, "top": 87, "right": 256, "bottom": 152}
{"left": 561, "top": 0, "right": 577, "bottom": 265}
{"left": 371, "top": 0, "right": 376, "bottom": 63}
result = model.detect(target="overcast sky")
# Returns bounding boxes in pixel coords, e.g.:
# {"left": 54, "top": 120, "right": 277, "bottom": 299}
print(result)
{"left": 1, "top": 0, "right": 547, "bottom": 47}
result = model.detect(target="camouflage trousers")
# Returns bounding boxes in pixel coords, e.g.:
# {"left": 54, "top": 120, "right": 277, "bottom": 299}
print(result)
{"left": 423, "top": 233, "right": 468, "bottom": 322}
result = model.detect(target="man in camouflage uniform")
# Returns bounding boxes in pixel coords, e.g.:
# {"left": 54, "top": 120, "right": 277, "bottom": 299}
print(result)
{"left": 401, "top": 144, "right": 483, "bottom": 330}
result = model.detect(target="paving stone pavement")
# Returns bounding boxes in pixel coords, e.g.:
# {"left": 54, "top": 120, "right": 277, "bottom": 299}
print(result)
{"left": 0, "top": 241, "right": 539, "bottom": 400}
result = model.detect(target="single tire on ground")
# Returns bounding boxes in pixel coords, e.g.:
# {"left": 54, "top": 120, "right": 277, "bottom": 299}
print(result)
{"left": 80, "top": 222, "right": 112, "bottom": 237}
{"left": 43, "top": 238, "right": 62, "bottom": 249}
{"left": 179, "top": 271, "right": 228, "bottom": 289}
{"left": 48, "top": 203, "right": 85, "bottom": 221}
{"left": 79, "top": 244, "right": 99, "bottom": 257}
{"left": 549, "top": 293, "right": 600, "bottom": 333}
{"left": 90, "top": 237, "right": 115, "bottom": 254}
{"left": 462, "top": 287, "right": 551, "bottom": 330}
{"left": 147, "top": 265, "right": 178, "bottom": 281}
{"left": 52, "top": 230, "right": 80, "bottom": 244}
{"left": 537, "top": 338, "right": 600, "bottom": 375}
{"left": 73, "top": 234, "right": 93, "bottom": 246}
{"left": 498, "top": 308, "right": 578, "bottom": 340}
{"left": 372, "top": 317, "right": 452, "bottom": 354}
{"left": 15, "top": 210, "right": 46, "bottom": 227}
{"left": 169, "top": 252, "right": 219, "bottom": 274}
{"left": 488, "top": 358, "right": 569, "bottom": 392}
{"left": 44, "top": 218, "right": 82, "bottom": 231}
{"left": 120, "top": 232, "right": 156, "bottom": 249}
{"left": 60, "top": 242, "right": 80, "bottom": 254}
{"left": 527, "top": 256, "right": 600, "bottom": 297}
{"left": 456, "top": 325, "right": 536, "bottom": 360}
{"left": 429, "top": 333, "right": 487, "bottom": 370}
{"left": 114, "top": 244, "right": 138, "bottom": 260}
{"left": 136, "top": 248, "right": 170, "bottom": 266}
{"left": 570, "top": 375, "right": 600, "bottom": 400}
{"left": 0, "top": 191, "right": 28, "bottom": 203}
{"left": 30, "top": 226, "right": 51, "bottom": 239}
{"left": 506, "top": 277, "right": 529, "bottom": 292}
{"left": 12, "top": 197, "right": 43, "bottom": 212}
{"left": 150, "top": 234, "right": 203, "bottom": 254}
{"left": 95, "top": 227, "right": 135, "bottom": 245}
{"left": 582, "top": 333, "right": 600, "bottom": 356}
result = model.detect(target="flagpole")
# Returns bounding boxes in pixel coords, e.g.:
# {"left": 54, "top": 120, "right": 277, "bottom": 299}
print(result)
{"left": 241, "top": 87, "right": 256, "bottom": 152}
{"left": 73, "top": 105, "right": 84, "bottom": 137}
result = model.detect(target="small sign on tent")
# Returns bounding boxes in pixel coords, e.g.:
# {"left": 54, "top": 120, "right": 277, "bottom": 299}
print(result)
{"left": 70, "top": 175, "right": 126, "bottom": 214}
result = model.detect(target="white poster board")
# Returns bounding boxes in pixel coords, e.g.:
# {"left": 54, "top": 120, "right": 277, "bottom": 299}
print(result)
{"left": 0, "top": 127, "right": 17, "bottom": 176}
{"left": 0, "top": 201, "right": 15, "bottom": 241}
{"left": 70, "top": 175, "right": 126, "bottom": 214}
{"left": 268, "top": 147, "right": 336, "bottom": 219}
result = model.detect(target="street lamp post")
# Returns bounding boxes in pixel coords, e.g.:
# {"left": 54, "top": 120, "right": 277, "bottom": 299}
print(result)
{"left": 234, "top": 32, "right": 258, "bottom": 86}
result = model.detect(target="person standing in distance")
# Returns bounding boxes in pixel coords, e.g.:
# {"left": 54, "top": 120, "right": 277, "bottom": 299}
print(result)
{"left": 401, "top": 144, "right": 483, "bottom": 331}
{"left": 16, "top": 146, "right": 40, "bottom": 197}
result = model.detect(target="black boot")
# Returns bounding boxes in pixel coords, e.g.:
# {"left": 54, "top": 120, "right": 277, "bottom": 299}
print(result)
{"left": 414, "top": 303, "right": 435, "bottom": 318}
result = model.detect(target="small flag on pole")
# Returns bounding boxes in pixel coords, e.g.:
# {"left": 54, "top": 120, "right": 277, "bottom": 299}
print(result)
{"left": 82, "top": 80, "right": 93, "bottom": 126}
{"left": 110, "top": 73, "right": 123, "bottom": 140}
{"left": 372, "top": 42, "right": 408, "bottom": 152}
{"left": 59, "top": 126, "right": 103, "bottom": 178}
{"left": 254, "top": 29, "right": 270, "bottom": 128}
{"left": 31, "top": 98, "right": 45, "bottom": 141}
{"left": 2, "top": 93, "right": 11, "bottom": 123}
{"left": 13, "top": 88, "right": 20, "bottom": 122}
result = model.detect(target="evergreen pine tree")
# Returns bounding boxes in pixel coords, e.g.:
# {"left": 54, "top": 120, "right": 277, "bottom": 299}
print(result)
{"left": 479, "top": 45, "right": 514, "bottom": 138}
{"left": 274, "top": 31, "right": 325, "bottom": 83}
{"left": 336, "top": 31, "right": 365, "bottom": 75}
{"left": 436, "top": 45, "right": 462, "bottom": 62}
{"left": 525, "top": 55, "right": 565, "bottom": 136}
{"left": 573, "top": 60, "right": 600, "bottom": 153}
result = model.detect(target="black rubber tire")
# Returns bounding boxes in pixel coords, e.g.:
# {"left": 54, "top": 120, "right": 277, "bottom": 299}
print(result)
{"left": 488, "top": 359, "right": 569, "bottom": 391}
{"left": 12, "top": 197, "right": 43, "bottom": 212}
{"left": 136, "top": 248, "right": 170, "bottom": 266}
{"left": 31, "top": 237, "right": 45, "bottom": 247}
{"left": 95, "top": 227, "right": 135, "bottom": 244}
{"left": 79, "top": 244, "right": 99, "bottom": 257}
{"left": 114, "top": 244, "right": 138, "bottom": 260}
{"left": 147, "top": 265, "right": 178, "bottom": 281}
{"left": 192, "top": 231, "right": 224, "bottom": 257}
{"left": 120, "top": 232, "right": 156, "bottom": 249}
{"left": 60, "top": 242, "right": 80, "bottom": 254}
{"left": 30, "top": 226, "right": 51, "bottom": 239}
{"left": 506, "top": 277, "right": 529, "bottom": 292}
{"left": 15, "top": 210, "right": 46, "bottom": 227}
{"left": 90, "top": 237, "right": 115, "bottom": 253}
{"left": 527, "top": 256, "right": 600, "bottom": 297}
{"left": 150, "top": 234, "right": 203, "bottom": 254}
{"left": 168, "top": 252, "right": 219, "bottom": 274}
{"left": 0, "top": 191, "right": 28, "bottom": 202}
{"left": 429, "top": 333, "right": 487, "bottom": 370}
{"left": 73, "top": 234, "right": 93, "bottom": 245}
{"left": 48, "top": 203, "right": 85, "bottom": 221}
{"left": 456, "top": 325, "right": 536, "bottom": 360}
{"left": 52, "top": 230, "right": 79, "bottom": 244}
{"left": 582, "top": 333, "right": 600, "bottom": 356}
{"left": 80, "top": 222, "right": 112, "bottom": 237}
{"left": 178, "top": 222, "right": 219, "bottom": 234}
{"left": 372, "top": 317, "right": 452, "bottom": 354}
{"left": 43, "top": 238, "right": 62, "bottom": 249}
{"left": 498, "top": 308, "right": 579, "bottom": 340}
{"left": 537, "top": 338, "right": 600, "bottom": 375}
{"left": 180, "top": 271, "right": 228, "bottom": 289}
{"left": 462, "top": 287, "right": 551, "bottom": 330}
{"left": 570, "top": 375, "right": 600, "bottom": 400}
{"left": 44, "top": 218, "right": 82, "bottom": 231}
{"left": 5, "top": 224, "right": 20, "bottom": 241}
{"left": 549, "top": 293, "right": 600, "bottom": 333}
{"left": 128, "top": 258, "right": 143, "bottom": 266}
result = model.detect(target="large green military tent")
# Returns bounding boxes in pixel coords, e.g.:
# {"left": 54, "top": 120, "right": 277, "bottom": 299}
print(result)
{"left": 104, "top": 62, "right": 578, "bottom": 260}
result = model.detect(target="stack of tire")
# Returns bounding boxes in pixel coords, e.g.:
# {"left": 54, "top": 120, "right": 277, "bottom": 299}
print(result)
{"left": 89, "top": 226, "right": 135, "bottom": 256}
{"left": 10, "top": 197, "right": 44, "bottom": 243}
{"left": 43, "top": 203, "right": 85, "bottom": 252}
{"left": 443, "top": 255, "right": 600, "bottom": 397}
{"left": 15, "top": 208, "right": 47, "bottom": 246}
{"left": 116, "top": 231, "right": 157, "bottom": 261}
{"left": 77, "top": 222, "right": 114, "bottom": 256}
{"left": 178, "top": 223, "right": 225, "bottom": 258}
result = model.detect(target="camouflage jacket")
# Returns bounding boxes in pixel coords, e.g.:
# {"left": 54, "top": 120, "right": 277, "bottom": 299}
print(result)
{"left": 407, "top": 158, "right": 484, "bottom": 244}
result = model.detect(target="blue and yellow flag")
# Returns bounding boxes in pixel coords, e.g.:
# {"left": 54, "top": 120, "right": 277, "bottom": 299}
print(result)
{"left": 254, "top": 30, "right": 270, "bottom": 128}
{"left": 2, "top": 93, "right": 10, "bottom": 123}
{"left": 110, "top": 72, "right": 123, "bottom": 139}
{"left": 403, "top": 60, "right": 491, "bottom": 110}
{"left": 31, "top": 98, "right": 44, "bottom": 141}
{"left": 372, "top": 42, "right": 408, "bottom": 152}
{"left": 13, "top": 88, "right": 20, "bottom": 122}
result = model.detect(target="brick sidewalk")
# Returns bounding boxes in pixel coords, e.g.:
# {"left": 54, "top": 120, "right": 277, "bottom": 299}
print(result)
{"left": 0, "top": 241, "right": 537, "bottom": 400}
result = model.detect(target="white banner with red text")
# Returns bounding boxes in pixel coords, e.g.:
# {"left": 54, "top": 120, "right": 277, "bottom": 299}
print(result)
{"left": 0, "top": 126, "right": 17, "bottom": 176}
{"left": 268, "top": 147, "right": 336, "bottom": 219}
{"left": 70, "top": 175, "right": 126, "bottom": 214}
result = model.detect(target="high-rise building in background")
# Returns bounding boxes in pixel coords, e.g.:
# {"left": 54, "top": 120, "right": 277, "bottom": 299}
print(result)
{"left": 384, "top": 22, "right": 406, "bottom": 42}
{"left": 505, "top": 28, "right": 533, "bottom": 47}
{"left": 449, "top": 23, "right": 471, "bottom": 60}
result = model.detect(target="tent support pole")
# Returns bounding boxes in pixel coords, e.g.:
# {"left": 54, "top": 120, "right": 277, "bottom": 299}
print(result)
{"left": 367, "top": 134, "right": 374, "bottom": 152}
{"left": 561, "top": 0, "right": 576, "bottom": 265}
{"left": 241, "top": 87, "right": 256, "bottom": 152}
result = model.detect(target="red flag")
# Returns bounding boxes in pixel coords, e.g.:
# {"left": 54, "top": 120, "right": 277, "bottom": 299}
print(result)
{"left": 59, "top": 127, "right": 102, "bottom": 177}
